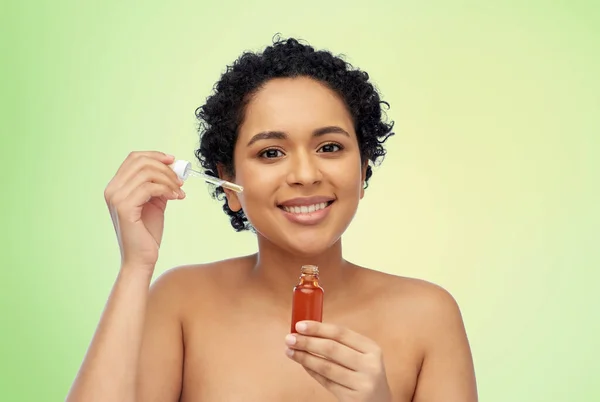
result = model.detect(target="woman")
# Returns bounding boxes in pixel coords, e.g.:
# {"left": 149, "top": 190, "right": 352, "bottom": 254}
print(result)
{"left": 67, "top": 37, "right": 478, "bottom": 402}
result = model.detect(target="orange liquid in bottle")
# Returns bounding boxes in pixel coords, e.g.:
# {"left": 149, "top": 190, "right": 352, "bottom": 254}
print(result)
{"left": 290, "top": 265, "right": 324, "bottom": 333}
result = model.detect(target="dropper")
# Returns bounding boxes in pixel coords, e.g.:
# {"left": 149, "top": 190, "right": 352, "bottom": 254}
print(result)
{"left": 170, "top": 160, "right": 243, "bottom": 193}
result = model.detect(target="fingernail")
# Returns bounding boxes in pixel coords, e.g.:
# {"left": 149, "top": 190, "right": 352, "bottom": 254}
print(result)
{"left": 179, "top": 189, "right": 186, "bottom": 198}
{"left": 285, "top": 334, "right": 296, "bottom": 345}
{"left": 285, "top": 348, "right": 294, "bottom": 357}
{"left": 296, "top": 322, "right": 307, "bottom": 332}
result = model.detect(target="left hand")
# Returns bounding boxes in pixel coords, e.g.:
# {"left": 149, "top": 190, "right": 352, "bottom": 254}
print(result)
{"left": 285, "top": 321, "right": 393, "bottom": 402}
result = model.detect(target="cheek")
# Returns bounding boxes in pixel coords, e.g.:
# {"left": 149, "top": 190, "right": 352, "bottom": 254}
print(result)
{"left": 235, "top": 162, "right": 283, "bottom": 210}
{"left": 328, "top": 158, "right": 364, "bottom": 194}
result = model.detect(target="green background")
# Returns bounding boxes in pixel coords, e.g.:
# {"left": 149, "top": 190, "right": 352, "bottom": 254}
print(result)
{"left": 2, "top": 0, "right": 599, "bottom": 400}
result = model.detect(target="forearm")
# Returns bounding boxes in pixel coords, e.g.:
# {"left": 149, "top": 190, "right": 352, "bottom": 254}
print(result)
{"left": 66, "top": 265, "right": 153, "bottom": 402}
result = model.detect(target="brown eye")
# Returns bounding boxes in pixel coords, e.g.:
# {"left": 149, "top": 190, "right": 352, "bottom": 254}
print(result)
{"left": 259, "top": 148, "right": 284, "bottom": 159}
{"left": 318, "top": 143, "right": 343, "bottom": 153}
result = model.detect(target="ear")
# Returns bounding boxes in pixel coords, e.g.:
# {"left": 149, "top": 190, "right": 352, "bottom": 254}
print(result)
{"left": 360, "top": 161, "right": 368, "bottom": 199}
{"left": 217, "top": 163, "right": 242, "bottom": 212}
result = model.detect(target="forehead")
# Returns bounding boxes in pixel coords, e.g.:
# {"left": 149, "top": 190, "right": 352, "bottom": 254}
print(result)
{"left": 239, "top": 77, "right": 354, "bottom": 137}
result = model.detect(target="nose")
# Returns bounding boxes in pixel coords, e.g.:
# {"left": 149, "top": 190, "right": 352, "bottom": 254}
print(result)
{"left": 286, "top": 151, "right": 322, "bottom": 186}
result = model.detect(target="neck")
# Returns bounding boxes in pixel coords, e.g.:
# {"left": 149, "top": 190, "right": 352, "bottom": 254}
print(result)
{"left": 250, "top": 235, "right": 350, "bottom": 302}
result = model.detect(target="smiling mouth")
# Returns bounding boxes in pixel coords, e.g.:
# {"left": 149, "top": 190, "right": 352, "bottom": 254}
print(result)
{"left": 277, "top": 200, "right": 335, "bottom": 215}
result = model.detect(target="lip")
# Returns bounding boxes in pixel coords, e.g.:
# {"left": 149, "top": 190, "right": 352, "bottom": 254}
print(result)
{"left": 279, "top": 201, "right": 334, "bottom": 226}
{"left": 278, "top": 196, "right": 335, "bottom": 207}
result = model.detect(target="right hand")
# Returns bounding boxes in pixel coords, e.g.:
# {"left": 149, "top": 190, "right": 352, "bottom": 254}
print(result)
{"left": 104, "top": 151, "right": 186, "bottom": 272}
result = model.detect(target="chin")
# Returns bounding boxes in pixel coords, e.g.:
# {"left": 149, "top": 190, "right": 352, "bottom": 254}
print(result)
{"left": 284, "top": 237, "right": 339, "bottom": 258}
{"left": 249, "top": 201, "right": 358, "bottom": 256}
{"left": 252, "top": 223, "right": 340, "bottom": 257}
{"left": 276, "top": 225, "right": 347, "bottom": 257}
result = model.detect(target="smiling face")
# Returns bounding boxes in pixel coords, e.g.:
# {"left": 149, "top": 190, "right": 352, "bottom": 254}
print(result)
{"left": 221, "top": 76, "right": 367, "bottom": 256}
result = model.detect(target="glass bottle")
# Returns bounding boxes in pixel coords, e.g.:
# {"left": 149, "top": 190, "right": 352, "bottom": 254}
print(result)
{"left": 290, "top": 265, "right": 324, "bottom": 333}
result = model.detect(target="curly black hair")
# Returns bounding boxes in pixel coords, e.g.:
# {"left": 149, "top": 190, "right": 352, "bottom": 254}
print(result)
{"left": 194, "top": 35, "right": 395, "bottom": 232}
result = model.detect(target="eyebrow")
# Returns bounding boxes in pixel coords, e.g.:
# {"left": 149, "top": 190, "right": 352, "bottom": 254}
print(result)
{"left": 246, "top": 126, "right": 350, "bottom": 147}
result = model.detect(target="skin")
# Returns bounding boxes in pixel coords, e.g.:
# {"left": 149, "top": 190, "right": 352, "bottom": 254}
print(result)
{"left": 66, "top": 77, "right": 478, "bottom": 402}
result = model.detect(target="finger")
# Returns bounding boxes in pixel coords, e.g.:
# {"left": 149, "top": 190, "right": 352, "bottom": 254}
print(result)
{"left": 119, "top": 154, "right": 181, "bottom": 187}
{"left": 106, "top": 155, "right": 182, "bottom": 202}
{"left": 286, "top": 333, "right": 360, "bottom": 371}
{"left": 109, "top": 151, "right": 176, "bottom": 191}
{"left": 117, "top": 151, "right": 175, "bottom": 176}
{"left": 303, "top": 367, "right": 354, "bottom": 396}
{"left": 116, "top": 182, "right": 179, "bottom": 220}
{"left": 115, "top": 165, "right": 185, "bottom": 202}
{"left": 295, "top": 321, "right": 378, "bottom": 354}
{"left": 285, "top": 348, "right": 357, "bottom": 390}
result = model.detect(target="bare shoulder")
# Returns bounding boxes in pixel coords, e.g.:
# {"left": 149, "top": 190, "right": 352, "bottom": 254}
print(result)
{"left": 134, "top": 257, "right": 254, "bottom": 401}
{"left": 356, "top": 268, "right": 478, "bottom": 401}
{"left": 148, "top": 255, "right": 255, "bottom": 306}
{"left": 357, "top": 267, "right": 463, "bottom": 318}
{"left": 353, "top": 267, "right": 469, "bottom": 347}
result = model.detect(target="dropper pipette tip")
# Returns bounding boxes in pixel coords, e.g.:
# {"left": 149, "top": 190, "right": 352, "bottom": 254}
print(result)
{"left": 188, "top": 168, "right": 244, "bottom": 193}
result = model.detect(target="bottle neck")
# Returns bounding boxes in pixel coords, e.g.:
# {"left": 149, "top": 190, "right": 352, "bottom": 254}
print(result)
{"left": 298, "top": 273, "right": 320, "bottom": 286}
{"left": 297, "top": 265, "right": 320, "bottom": 286}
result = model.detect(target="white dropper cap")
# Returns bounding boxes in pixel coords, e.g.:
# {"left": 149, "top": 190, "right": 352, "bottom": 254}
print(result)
{"left": 170, "top": 160, "right": 192, "bottom": 181}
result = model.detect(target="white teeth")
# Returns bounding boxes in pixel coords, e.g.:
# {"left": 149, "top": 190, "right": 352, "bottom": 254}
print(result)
{"left": 283, "top": 202, "right": 329, "bottom": 214}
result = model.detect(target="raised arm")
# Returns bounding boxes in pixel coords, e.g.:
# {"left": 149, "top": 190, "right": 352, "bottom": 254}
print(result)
{"left": 66, "top": 151, "right": 186, "bottom": 402}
